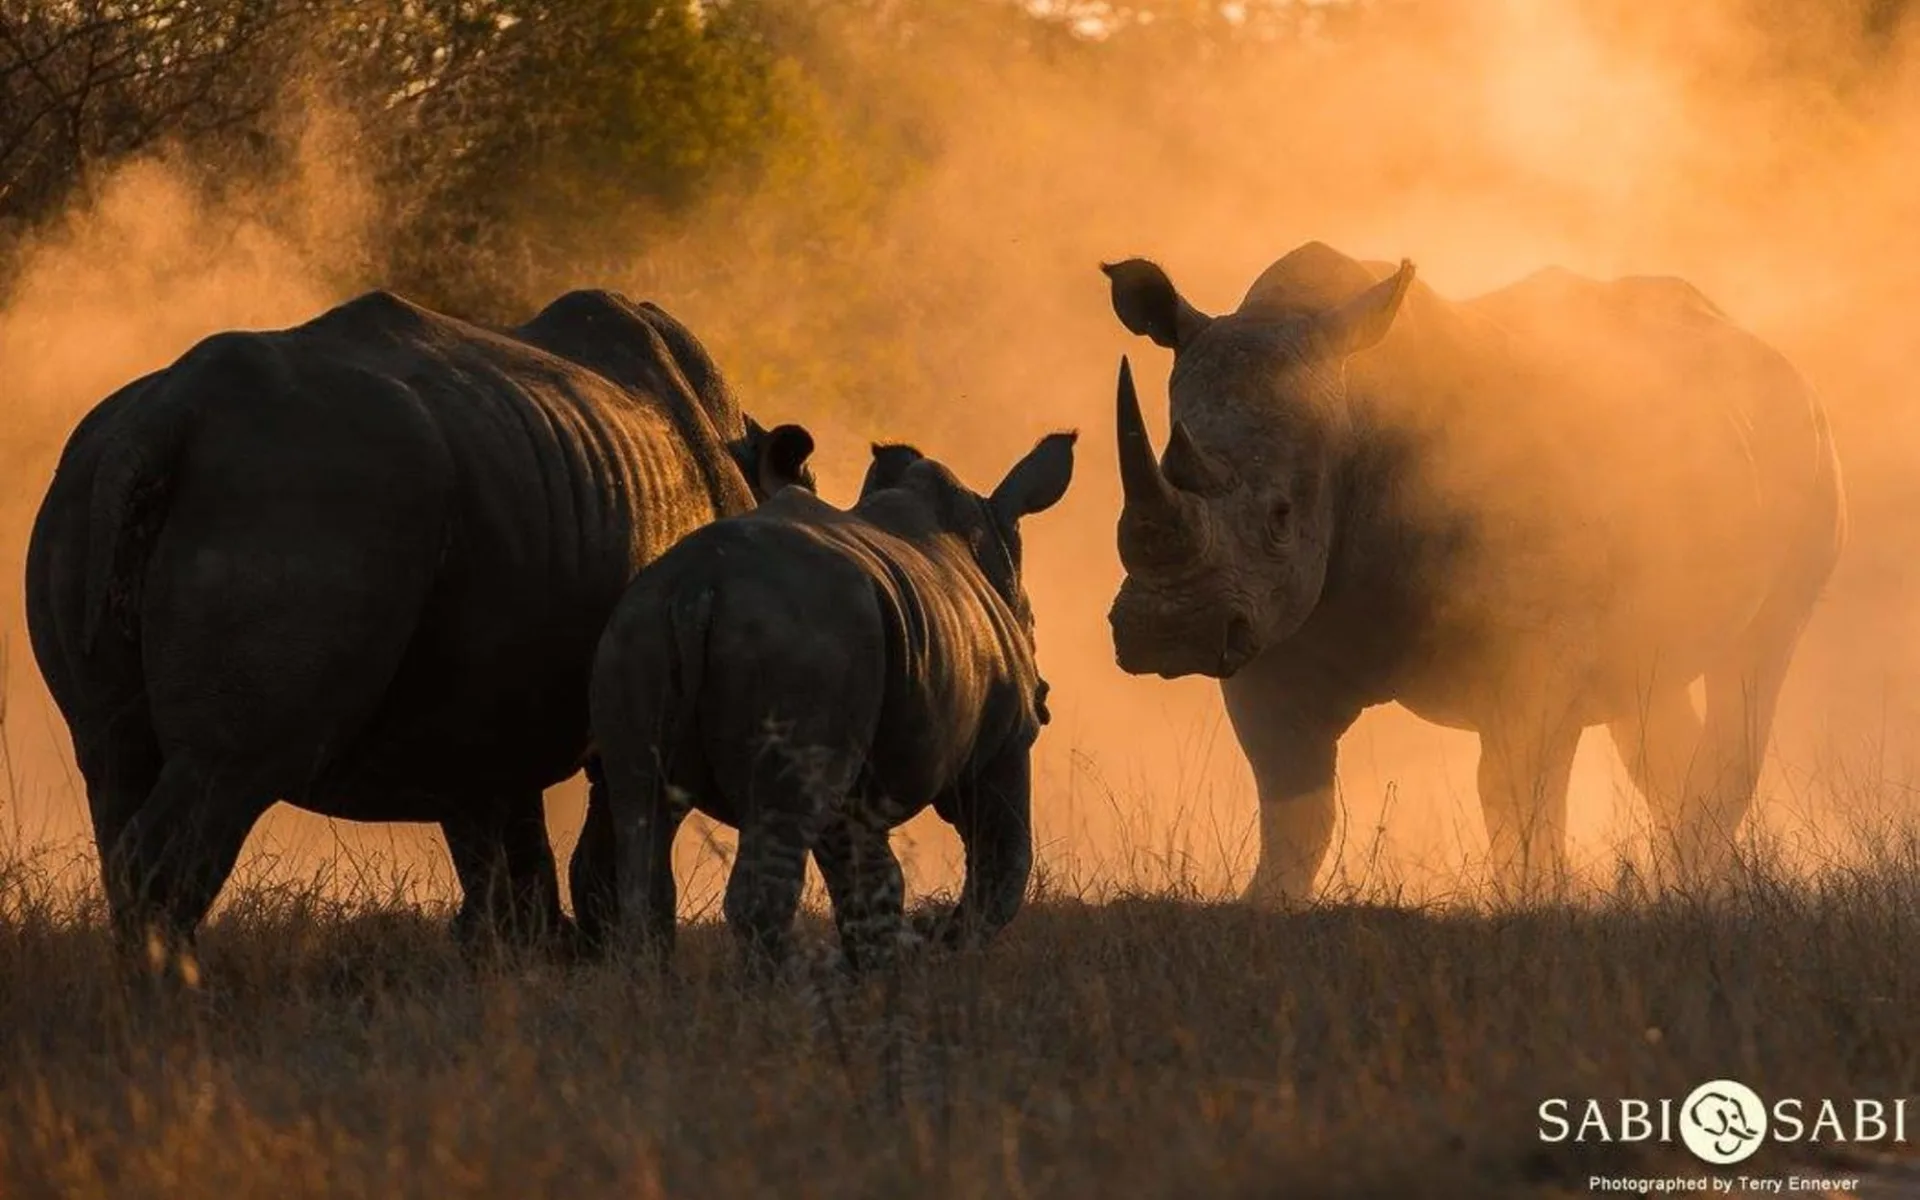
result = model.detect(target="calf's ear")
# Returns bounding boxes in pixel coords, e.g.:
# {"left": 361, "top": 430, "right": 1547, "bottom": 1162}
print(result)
{"left": 991, "top": 431, "right": 1078, "bottom": 525}
{"left": 758, "top": 423, "right": 816, "bottom": 494}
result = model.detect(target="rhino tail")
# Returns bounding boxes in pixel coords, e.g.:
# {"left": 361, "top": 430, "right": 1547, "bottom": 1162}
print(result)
{"left": 81, "top": 397, "right": 193, "bottom": 654}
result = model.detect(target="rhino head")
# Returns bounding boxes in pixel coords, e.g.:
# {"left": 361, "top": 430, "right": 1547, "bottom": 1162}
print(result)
{"left": 735, "top": 416, "right": 818, "bottom": 499}
{"left": 859, "top": 432, "right": 1078, "bottom": 643}
{"left": 1102, "top": 254, "right": 1415, "bottom": 679}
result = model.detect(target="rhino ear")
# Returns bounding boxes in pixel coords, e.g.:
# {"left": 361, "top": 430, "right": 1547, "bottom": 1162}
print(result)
{"left": 991, "top": 431, "right": 1078, "bottom": 524}
{"left": 758, "top": 423, "right": 815, "bottom": 495}
{"left": 1103, "top": 259, "right": 1212, "bottom": 351}
{"left": 1318, "top": 259, "right": 1415, "bottom": 358}
{"left": 861, "top": 442, "right": 924, "bottom": 497}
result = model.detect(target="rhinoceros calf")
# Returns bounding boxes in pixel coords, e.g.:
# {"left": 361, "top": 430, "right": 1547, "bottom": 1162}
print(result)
{"left": 591, "top": 433, "right": 1076, "bottom": 970}
{"left": 26, "top": 290, "right": 814, "bottom": 956}
{"left": 1102, "top": 242, "right": 1845, "bottom": 900}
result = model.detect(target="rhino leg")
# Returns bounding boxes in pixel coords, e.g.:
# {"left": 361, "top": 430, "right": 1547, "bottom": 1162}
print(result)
{"left": 1608, "top": 686, "right": 1706, "bottom": 886}
{"left": 1223, "top": 667, "right": 1363, "bottom": 909}
{"left": 718, "top": 727, "right": 864, "bottom": 976}
{"left": 572, "top": 755, "right": 685, "bottom": 960}
{"left": 604, "top": 755, "right": 690, "bottom": 964}
{"left": 723, "top": 803, "right": 819, "bottom": 975}
{"left": 114, "top": 515, "right": 433, "bottom": 955}
{"left": 1476, "top": 713, "right": 1582, "bottom": 900}
{"left": 73, "top": 714, "right": 164, "bottom": 920}
{"left": 568, "top": 757, "right": 618, "bottom": 955}
{"left": 1613, "top": 575, "right": 1822, "bottom": 888}
{"left": 442, "top": 792, "right": 570, "bottom": 954}
{"left": 103, "top": 754, "right": 272, "bottom": 959}
{"left": 1685, "top": 606, "right": 1808, "bottom": 883}
{"left": 939, "top": 746, "right": 1035, "bottom": 947}
{"left": 814, "top": 807, "right": 906, "bottom": 973}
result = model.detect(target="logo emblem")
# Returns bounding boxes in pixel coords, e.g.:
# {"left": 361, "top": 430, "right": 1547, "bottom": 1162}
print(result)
{"left": 1680, "top": 1079, "right": 1769, "bottom": 1164}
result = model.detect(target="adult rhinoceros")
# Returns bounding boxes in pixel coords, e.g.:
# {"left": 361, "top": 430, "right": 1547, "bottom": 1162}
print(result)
{"left": 25, "top": 289, "right": 814, "bottom": 955}
{"left": 1101, "top": 242, "right": 1845, "bottom": 901}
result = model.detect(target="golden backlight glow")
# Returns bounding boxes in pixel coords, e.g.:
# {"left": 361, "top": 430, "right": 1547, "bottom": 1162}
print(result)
{"left": 3, "top": 1, "right": 1917, "bottom": 911}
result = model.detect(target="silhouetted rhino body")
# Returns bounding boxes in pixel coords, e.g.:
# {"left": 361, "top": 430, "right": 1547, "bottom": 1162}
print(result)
{"left": 26, "top": 289, "right": 813, "bottom": 953}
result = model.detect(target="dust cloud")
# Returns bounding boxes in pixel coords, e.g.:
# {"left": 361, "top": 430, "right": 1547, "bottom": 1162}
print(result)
{"left": 4, "top": 0, "right": 1919, "bottom": 909}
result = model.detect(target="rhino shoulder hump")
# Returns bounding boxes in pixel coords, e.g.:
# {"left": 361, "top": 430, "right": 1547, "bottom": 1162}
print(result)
{"left": 1608, "top": 274, "right": 1729, "bottom": 323}
{"left": 524, "top": 289, "right": 645, "bottom": 331}
{"left": 302, "top": 289, "right": 449, "bottom": 339}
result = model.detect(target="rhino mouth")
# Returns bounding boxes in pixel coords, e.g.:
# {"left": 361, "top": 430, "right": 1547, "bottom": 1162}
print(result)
{"left": 1111, "top": 612, "right": 1260, "bottom": 680}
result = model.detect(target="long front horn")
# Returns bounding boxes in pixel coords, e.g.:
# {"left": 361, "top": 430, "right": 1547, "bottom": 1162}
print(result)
{"left": 1116, "top": 357, "right": 1175, "bottom": 512}
{"left": 1115, "top": 357, "right": 1205, "bottom": 573}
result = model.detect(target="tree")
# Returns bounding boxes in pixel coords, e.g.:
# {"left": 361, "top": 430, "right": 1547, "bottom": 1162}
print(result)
{"left": 0, "top": 0, "right": 300, "bottom": 233}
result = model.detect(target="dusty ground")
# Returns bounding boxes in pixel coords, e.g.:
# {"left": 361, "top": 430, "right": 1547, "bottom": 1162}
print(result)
{"left": 4, "top": 839, "right": 1920, "bottom": 1199}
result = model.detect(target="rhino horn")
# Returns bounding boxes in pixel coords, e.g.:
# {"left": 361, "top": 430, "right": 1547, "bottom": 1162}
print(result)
{"left": 1115, "top": 357, "right": 1202, "bottom": 571}
{"left": 1117, "top": 356, "right": 1174, "bottom": 511}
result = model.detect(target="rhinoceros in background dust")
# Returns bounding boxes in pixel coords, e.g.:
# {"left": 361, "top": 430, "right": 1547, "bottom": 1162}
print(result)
{"left": 26, "top": 289, "right": 814, "bottom": 957}
{"left": 1101, "top": 241, "right": 1845, "bottom": 901}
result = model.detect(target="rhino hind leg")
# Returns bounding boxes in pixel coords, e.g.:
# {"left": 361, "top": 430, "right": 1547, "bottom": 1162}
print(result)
{"left": 100, "top": 562, "right": 420, "bottom": 959}
{"left": 717, "top": 727, "right": 864, "bottom": 977}
{"left": 442, "top": 793, "right": 573, "bottom": 956}
{"left": 1685, "top": 610, "right": 1811, "bottom": 884}
{"left": 1607, "top": 686, "right": 1708, "bottom": 886}
{"left": 72, "top": 710, "right": 165, "bottom": 916}
{"left": 814, "top": 806, "right": 906, "bottom": 973}
{"left": 1476, "top": 715, "right": 1582, "bottom": 901}
{"left": 600, "top": 745, "right": 692, "bottom": 964}
{"left": 1614, "top": 576, "right": 1826, "bottom": 889}
{"left": 723, "top": 803, "right": 820, "bottom": 974}
{"left": 567, "top": 757, "right": 619, "bottom": 956}
{"left": 103, "top": 754, "right": 273, "bottom": 961}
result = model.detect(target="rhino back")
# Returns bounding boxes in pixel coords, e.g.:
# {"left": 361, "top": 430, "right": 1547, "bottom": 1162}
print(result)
{"left": 821, "top": 507, "right": 1044, "bottom": 796}
{"left": 291, "top": 292, "right": 752, "bottom": 798}
{"left": 32, "top": 287, "right": 756, "bottom": 812}
{"left": 1337, "top": 266, "right": 1838, "bottom": 712}
{"left": 644, "top": 494, "right": 1043, "bottom": 811}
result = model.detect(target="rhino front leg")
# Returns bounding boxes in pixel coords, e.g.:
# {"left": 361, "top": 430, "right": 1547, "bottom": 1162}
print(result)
{"left": 442, "top": 791, "right": 571, "bottom": 954}
{"left": 1222, "top": 666, "right": 1362, "bottom": 909}
{"left": 936, "top": 745, "right": 1034, "bottom": 949}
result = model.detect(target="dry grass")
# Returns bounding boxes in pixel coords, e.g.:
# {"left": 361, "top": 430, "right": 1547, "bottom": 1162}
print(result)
{"left": 3, "top": 837, "right": 1920, "bottom": 1199}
